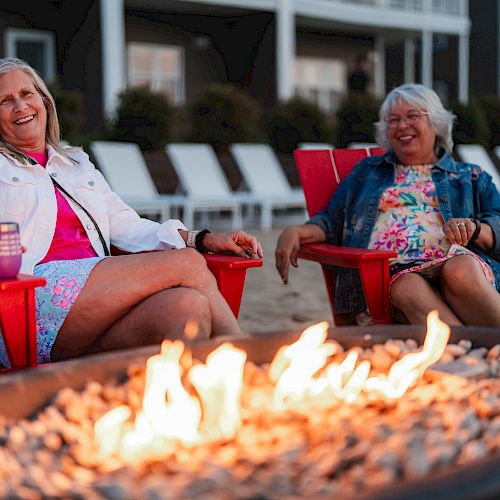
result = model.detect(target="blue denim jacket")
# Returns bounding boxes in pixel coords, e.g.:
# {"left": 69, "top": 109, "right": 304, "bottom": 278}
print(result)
{"left": 308, "top": 152, "right": 500, "bottom": 314}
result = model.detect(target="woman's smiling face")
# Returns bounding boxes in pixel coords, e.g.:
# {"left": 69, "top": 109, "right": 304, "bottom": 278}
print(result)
{"left": 387, "top": 100, "right": 437, "bottom": 165}
{"left": 0, "top": 69, "right": 47, "bottom": 152}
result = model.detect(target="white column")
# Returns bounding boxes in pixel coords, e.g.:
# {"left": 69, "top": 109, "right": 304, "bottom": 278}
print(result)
{"left": 276, "top": 0, "right": 295, "bottom": 100}
{"left": 374, "top": 35, "right": 386, "bottom": 99}
{"left": 458, "top": 32, "right": 469, "bottom": 104}
{"left": 100, "top": 0, "right": 126, "bottom": 117}
{"left": 404, "top": 38, "right": 415, "bottom": 83}
{"left": 421, "top": 29, "right": 433, "bottom": 89}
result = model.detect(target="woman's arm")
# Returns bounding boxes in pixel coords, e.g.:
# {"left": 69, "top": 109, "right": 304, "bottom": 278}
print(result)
{"left": 178, "top": 229, "right": 263, "bottom": 258}
{"left": 473, "top": 221, "right": 495, "bottom": 253}
{"left": 274, "top": 160, "right": 363, "bottom": 284}
{"left": 445, "top": 168, "right": 500, "bottom": 258}
{"left": 475, "top": 169, "right": 500, "bottom": 258}
{"left": 443, "top": 217, "right": 495, "bottom": 252}
{"left": 275, "top": 223, "right": 327, "bottom": 284}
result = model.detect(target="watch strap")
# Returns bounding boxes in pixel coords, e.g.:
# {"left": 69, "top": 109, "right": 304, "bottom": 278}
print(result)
{"left": 470, "top": 219, "right": 481, "bottom": 242}
{"left": 195, "top": 229, "right": 211, "bottom": 253}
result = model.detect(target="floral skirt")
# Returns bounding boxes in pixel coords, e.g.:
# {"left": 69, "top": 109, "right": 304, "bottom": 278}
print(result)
{"left": 0, "top": 257, "right": 106, "bottom": 369}
{"left": 390, "top": 244, "right": 496, "bottom": 289}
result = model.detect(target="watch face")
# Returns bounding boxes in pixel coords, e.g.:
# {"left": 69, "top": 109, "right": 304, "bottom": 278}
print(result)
{"left": 187, "top": 230, "right": 199, "bottom": 247}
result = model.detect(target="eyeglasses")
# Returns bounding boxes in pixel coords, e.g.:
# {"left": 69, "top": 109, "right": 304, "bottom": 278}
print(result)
{"left": 385, "top": 111, "right": 429, "bottom": 128}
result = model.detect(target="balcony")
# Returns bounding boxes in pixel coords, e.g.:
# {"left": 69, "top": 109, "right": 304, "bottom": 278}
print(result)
{"left": 328, "top": 0, "right": 467, "bottom": 16}
{"left": 294, "top": 0, "right": 469, "bottom": 34}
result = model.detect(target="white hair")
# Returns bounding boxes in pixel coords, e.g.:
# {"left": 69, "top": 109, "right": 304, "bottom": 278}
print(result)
{"left": 375, "top": 83, "right": 455, "bottom": 155}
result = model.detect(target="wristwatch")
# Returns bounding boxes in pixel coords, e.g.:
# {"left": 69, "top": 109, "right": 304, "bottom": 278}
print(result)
{"left": 186, "top": 229, "right": 211, "bottom": 252}
{"left": 186, "top": 230, "right": 200, "bottom": 248}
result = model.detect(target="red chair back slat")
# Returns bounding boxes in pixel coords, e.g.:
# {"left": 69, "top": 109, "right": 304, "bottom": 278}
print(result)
{"left": 331, "top": 149, "right": 369, "bottom": 183}
{"left": 294, "top": 150, "right": 340, "bottom": 217}
{"left": 369, "top": 147, "right": 386, "bottom": 157}
{"left": 295, "top": 148, "right": 388, "bottom": 217}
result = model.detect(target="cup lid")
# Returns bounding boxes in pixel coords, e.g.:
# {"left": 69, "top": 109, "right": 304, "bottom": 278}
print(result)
{"left": 0, "top": 222, "right": 19, "bottom": 232}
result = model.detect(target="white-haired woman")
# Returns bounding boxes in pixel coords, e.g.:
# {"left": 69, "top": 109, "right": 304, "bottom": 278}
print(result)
{"left": 0, "top": 58, "right": 263, "bottom": 368}
{"left": 276, "top": 83, "right": 500, "bottom": 326}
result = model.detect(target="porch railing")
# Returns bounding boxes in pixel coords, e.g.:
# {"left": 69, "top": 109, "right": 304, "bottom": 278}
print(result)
{"left": 329, "top": 0, "right": 466, "bottom": 16}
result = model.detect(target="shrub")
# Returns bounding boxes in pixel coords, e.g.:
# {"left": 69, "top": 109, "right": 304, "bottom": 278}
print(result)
{"left": 188, "top": 84, "right": 262, "bottom": 152}
{"left": 48, "top": 80, "right": 83, "bottom": 144}
{"left": 478, "top": 95, "right": 500, "bottom": 149}
{"left": 335, "top": 93, "right": 381, "bottom": 148}
{"left": 451, "top": 99, "right": 489, "bottom": 148}
{"left": 265, "top": 97, "right": 331, "bottom": 153}
{"left": 110, "top": 87, "right": 174, "bottom": 151}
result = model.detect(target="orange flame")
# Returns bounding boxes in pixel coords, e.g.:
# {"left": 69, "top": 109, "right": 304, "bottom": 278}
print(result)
{"left": 94, "top": 311, "right": 450, "bottom": 462}
{"left": 189, "top": 343, "right": 247, "bottom": 441}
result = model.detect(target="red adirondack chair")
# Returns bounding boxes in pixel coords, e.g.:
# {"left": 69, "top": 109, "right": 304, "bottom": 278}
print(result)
{"left": 294, "top": 147, "right": 396, "bottom": 325}
{"left": 0, "top": 254, "right": 262, "bottom": 371}
{"left": 0, "top": 274, "right": 46, "bottom": 369}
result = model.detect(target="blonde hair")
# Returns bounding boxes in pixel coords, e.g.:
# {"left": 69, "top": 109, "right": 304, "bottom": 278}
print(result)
{"left": 0, "top": 57, "right": 78, "bottom": 164}
{"left": 375, "top": 83, "right": 455, "bottom": 155}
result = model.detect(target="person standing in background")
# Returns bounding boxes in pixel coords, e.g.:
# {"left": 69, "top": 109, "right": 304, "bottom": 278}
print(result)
{"left": 348, "top": 53, "right": 373, "bottom": 95}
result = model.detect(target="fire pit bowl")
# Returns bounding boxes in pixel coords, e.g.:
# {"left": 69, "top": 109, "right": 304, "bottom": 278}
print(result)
{"left": 1, "top": 324, "right": 500, "bottom": 499}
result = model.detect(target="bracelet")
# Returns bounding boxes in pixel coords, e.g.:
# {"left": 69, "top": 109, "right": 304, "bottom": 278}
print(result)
{"left": 470, "top": 219, "right": 481, "bottom": 242}
{"left": 195, "top": 229, "right": 211, "bottom": 253}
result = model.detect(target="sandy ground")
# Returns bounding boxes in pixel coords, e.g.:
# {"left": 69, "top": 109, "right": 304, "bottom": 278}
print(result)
{"left": 237, "top": 227, "right": 334, "bottom": 334}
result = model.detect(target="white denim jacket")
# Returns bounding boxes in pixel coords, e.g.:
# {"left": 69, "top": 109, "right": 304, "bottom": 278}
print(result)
{"left": 0, "top": 145, "right": 187, "bottom": 274}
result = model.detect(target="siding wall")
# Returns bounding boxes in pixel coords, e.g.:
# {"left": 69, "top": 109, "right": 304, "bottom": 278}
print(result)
{"left": 125, "top": 9, "right": 275, "bottom": 106}
{"left": 469, "top": 0, "right": 498, "bottom": 97}
{"left": 0, "top": 0, "right": 102, "bottom": 133}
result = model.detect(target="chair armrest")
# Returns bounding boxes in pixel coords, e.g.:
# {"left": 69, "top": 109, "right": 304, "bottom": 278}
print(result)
{"left": 298, "top": 243, "right": 396, "bottom": 268}
{"left": 204, "top": 255, "right": 263, "bottom": 318}
{"left": 298, "top": 244, "right": 396, "bottom": 325}
{"left": 203, "top": 254, "right": 263, "bottom": 270}
{"left": 0, "top": 274, "right": 46, "bottom": 291}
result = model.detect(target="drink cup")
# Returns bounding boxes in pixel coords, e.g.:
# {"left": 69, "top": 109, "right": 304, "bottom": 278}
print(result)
{"left": 0, "top": 222, "right": 22, "bottom": 279}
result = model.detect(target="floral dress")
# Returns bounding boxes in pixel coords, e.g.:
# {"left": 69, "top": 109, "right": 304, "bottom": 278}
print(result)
{"left": 0, "top": 257, "right": 106, "bottom": 368}
{"left": 368, "top": 163, "right": 495, "bottom": 288}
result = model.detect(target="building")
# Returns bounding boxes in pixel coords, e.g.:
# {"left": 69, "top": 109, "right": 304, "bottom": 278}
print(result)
{"left": 1, "top": 0, "right": 493, "bottom": 136}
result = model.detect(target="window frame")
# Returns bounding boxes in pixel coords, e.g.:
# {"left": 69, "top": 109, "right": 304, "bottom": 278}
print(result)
{"left": 4, "top": 28, "right": 56, "bottom": 81}
{"left": 127, "top": 42, "right": 185, "bottom": 105}
{"left": 294, "top": 56, "right": 347, "bottom": 113}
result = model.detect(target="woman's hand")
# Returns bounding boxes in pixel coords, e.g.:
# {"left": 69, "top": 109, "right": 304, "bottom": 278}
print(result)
{"left": 203, "top": 231, "right": 263, "bottom": 259}
{"left": 443, "top": 218, "right": 477, "bottom": 246}
{"left": 275, "top": 224, "right": 327, "bottom": 284}
{"left": 275, "top": 227, "right": 301, "bottom": 284}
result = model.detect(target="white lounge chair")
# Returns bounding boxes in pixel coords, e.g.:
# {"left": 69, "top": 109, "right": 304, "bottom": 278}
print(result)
{"left": 348, "top": 142, "right": 379, "bottom": 154}
{"left": 298, "top": 142, "right": 334, "bottom": 150}
{"left": 456, "top": 144, "right": 500, "bottom": 189}
{"left": 494, "top": 146, "right": 500, "bottom": 164}
{"left": 229, "top": 143, "right": 307, "bottom": 231}
{"left": 165, "top": 143, "right": 253, "bottom": 230}
{"left": 90, "top": 141, "right": 177, "bottom": 221}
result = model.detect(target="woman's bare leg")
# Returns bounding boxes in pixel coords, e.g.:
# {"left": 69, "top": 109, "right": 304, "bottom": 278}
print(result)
{"left": 390, "top": 272, "right": 462, "bottom": 325}
{"left": 440, "top": 255, "right": 500, "bottom": 327}
{"left": 51, "top": 249, "right": 242, "bottom": 359}
{"left": 52, "top": 288, "right": 211, "bottom": 360}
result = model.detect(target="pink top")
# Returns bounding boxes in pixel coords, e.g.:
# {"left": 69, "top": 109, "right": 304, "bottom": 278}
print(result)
{"left": 26, "top": 151, "right": 98, "bottom": 264}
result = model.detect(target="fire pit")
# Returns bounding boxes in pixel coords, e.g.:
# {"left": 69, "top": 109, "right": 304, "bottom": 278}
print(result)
{"left": 1, "top": 318, "right": 500, "bottom": 499}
